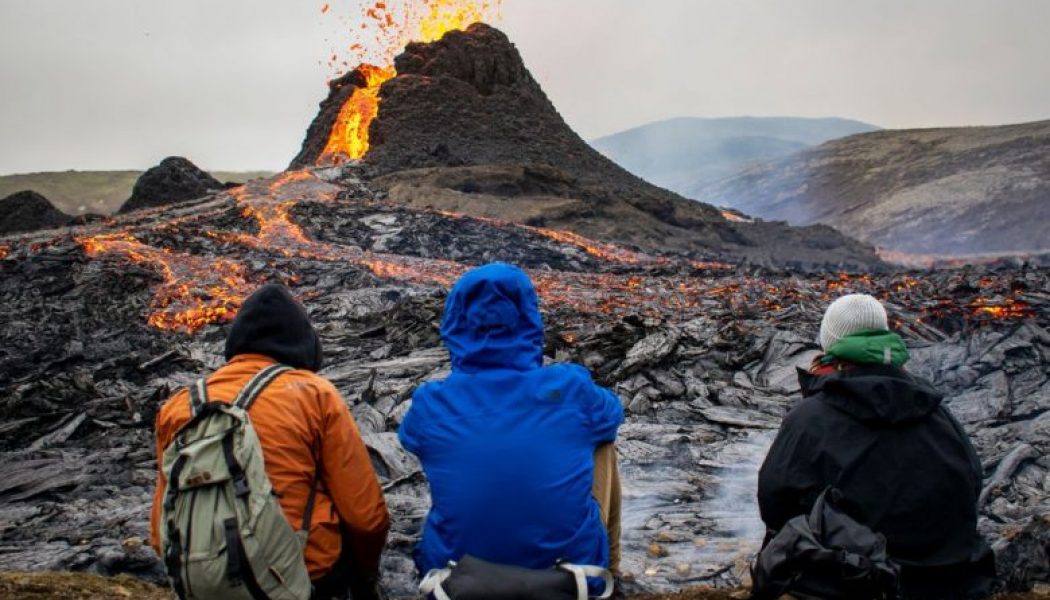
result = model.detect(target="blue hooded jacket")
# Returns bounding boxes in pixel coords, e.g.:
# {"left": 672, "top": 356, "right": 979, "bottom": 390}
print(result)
{"left": 399, "top": 263, "right": 624, "bottom": 574}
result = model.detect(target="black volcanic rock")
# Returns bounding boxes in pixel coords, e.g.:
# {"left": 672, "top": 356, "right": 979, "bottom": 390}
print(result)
{"left": 118, "top": 157, "right": 223, "bottom": 214}
{"left": 295, "top": 24, "right": 880, "bottom": 269}
{"left": 0, "top": 190, "right": 71, "bottom": 235}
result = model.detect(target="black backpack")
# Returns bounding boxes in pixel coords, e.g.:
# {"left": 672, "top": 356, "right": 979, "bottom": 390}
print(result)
{"left": 751, "top": 487, "right": 901, "bottom": 600}
{"left": 419, "top": 555, "right": 614, "bottom": 600}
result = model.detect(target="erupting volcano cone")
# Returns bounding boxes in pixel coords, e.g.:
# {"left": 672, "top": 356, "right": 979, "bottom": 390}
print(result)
{"left": 294, "top": 23, "right": 882, "bottom": 270}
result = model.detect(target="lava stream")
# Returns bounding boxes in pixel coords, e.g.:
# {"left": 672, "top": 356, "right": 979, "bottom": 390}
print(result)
{"left": 78, "top": 232, "right": 255, "bottom": 332}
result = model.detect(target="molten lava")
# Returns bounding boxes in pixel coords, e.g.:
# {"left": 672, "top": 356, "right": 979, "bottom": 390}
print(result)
{"left": 78, "top": 233, "right": 255, "bottom": 332}
{"left": 0, "top": 244, "right": 10, "bottom": 260}
{"left": 318, "top": 65, "right": 396, "bottom": 163}
{"left": 523, "top": 226, "right": 652, "bottom": 265}
{"left": 319, "top": 1, "right": 503, "bottom": 164}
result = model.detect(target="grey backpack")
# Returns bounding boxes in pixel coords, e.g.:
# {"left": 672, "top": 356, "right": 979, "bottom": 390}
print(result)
{"left": 751, "top": 487, "right": 901, "bottom": 600}
{"left": 159, "top": 364, "right": 318, "bottom": 600}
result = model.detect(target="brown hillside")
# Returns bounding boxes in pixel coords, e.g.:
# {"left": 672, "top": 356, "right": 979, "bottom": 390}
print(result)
{"left": 694, "top": 120, "right": 1050, "bottom": 256}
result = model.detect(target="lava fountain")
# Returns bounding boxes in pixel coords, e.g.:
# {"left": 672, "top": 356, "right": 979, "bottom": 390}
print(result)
{"left": 318, "top": 0, "right": 503, "bottom": 164}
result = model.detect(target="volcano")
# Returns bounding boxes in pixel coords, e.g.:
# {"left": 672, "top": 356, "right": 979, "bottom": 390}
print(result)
{"left": 1, "top": 15, "right": 1049, "bottom": 599}
{"left": 293, "top": 24, "right": 880, "bottom": 270}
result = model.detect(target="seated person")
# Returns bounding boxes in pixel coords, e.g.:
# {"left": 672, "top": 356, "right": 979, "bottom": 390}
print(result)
{"left": 757, "top": 294, "right": 996, "bottom": 599}
{"left": 151, "top": 284, "right": 390, "bottom": 600}
{"left": 399, "top": 264, "right": 624, "bottom": 586}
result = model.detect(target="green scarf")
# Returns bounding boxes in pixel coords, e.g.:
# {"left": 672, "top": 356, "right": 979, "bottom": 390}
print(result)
{"left": 824, "top": 329, "right": 910, "bottom": 368}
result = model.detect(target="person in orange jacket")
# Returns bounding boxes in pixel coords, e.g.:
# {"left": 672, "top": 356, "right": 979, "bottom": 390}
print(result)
{"left": 150, "top": 284, "right": 390, "bottom": 600}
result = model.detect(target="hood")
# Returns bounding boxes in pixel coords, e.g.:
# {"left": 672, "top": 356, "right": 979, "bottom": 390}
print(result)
{"left": 798, "top": 365, "right": 944, "bottom": 425}
{"left": 825, "top": 329, "right": 910, "bottom": 368}
{"left": 441, "top": 263, "right": 544, "bottom": 373}
{"left": 224, "top": 284, "right": 323, "bottom": 372}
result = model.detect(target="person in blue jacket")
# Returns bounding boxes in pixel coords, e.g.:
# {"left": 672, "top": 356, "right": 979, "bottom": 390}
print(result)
{"left": 399, "top": 263, "right": 625, "bottom": 580}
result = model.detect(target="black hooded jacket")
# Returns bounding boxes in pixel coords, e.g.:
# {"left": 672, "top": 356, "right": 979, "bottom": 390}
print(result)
{"left": 224, "top": 284, "right": 323, "bottom": 372}
{"left": 757, "top": 365, "right": 995, "bottom": 596}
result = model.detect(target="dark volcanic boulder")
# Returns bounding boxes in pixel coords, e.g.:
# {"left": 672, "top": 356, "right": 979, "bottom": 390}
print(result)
{"left": 118, "top": 157, "right": 222, "bottom": 214}
{"left": 0, "top": 190, "right": 71, "bottom": 235}
{"left": 295, "top": 24, "right": 881, "bottom": 269}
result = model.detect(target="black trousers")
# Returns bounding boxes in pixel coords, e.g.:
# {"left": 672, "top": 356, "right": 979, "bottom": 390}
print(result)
{"left": 311, "top": 529, "right": 373, "bottom": 600}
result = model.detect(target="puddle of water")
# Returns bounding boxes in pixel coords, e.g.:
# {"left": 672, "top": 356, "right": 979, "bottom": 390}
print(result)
{"left": 619, "top": 430, "right": 774, "bottom": 589}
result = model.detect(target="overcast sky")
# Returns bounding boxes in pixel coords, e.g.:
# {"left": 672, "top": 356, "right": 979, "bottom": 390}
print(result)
{"left": 1, "top": 0, "right": 1048, "bottom": 174}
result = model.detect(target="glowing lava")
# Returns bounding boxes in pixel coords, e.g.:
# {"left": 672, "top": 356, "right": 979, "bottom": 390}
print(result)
{"left": 78, "top": 233, "right": 255, "bottom": 332}
{"left": 318, "top": 65, "right": 397, "bottom": 163}
{"left": 0, "top": 245, "right": 10, "bottom": 260}
{"left": 319, "top": 1, "right": 503, "bottom": 164}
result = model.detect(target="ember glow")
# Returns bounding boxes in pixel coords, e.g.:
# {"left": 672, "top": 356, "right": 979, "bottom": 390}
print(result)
{"left": 78, "top": 233, "right": 254, "bottom": 332}
{"left": 319, "top": 1, "right": 503, "bottom": 164}
{"left": 72, "top": 170, "right": 1040, "bottom": 336}
{"left": 523, "top": 226, "right": 652, "bottom": 265}
{"left": 220, "top": 170, "right": 345, "bottom": 259}
{"left": 0, "top": 245, "right": 9, "bottom": 260}
{"left": 970, "top": 298, "right": 1034, "bottom": 320}
{"left": 432, "top": 207, "right": 662, "bottom": 266}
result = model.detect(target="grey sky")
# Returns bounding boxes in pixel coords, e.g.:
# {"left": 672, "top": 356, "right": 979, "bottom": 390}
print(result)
{"left": 1, "top": 0, "right": 1048, "bottom": 174}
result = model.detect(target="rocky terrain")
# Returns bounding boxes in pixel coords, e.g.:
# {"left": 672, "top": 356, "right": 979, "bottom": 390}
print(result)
{"left": 4, "top": 571, "right": 1048, "bottom": 600}
{"left": 0, "top": 169, "right": 271, "bottom": 216}
{"left": 117, "top": 157, "right": 228, "bottom": 214}
{"left": 293, "top": 24, "right": 881, "bottom": 271}
{"left": 592, "top": 117, "right": 878, "bottom": 199}
{"left": 0, "top": 190, "right": 72, "bottom": 235}
{"left": 0, "top": 161, "right": 1048, "bottom": 597}
{"left": 693, "top": 120, "right": 1050, "bottom": 257}
{"left": 0, "top": 18, "right": 1047, "bottom": 600}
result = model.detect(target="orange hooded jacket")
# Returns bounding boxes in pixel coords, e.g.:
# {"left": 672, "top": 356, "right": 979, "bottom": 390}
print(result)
{"left": 150, "top": 286, "right": 389, "bottom": 580}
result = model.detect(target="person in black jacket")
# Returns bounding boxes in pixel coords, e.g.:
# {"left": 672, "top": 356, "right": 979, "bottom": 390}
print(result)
{"left": 757, "top": 294, "right": 996, "bottom": 599}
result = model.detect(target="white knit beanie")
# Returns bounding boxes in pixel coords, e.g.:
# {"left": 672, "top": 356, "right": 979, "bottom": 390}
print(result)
{"left": 819, "top": 294, "right": 889, "bottom": 351}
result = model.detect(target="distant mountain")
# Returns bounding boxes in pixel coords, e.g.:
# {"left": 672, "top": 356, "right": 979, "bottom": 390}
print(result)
{"left": 591, "top": 117, "right": 879, "bottom": 197}
{"left": 693, "top": 120, "right": 1050, "bottom": 256}
{"left": 0, "top": 169, "right": 273, "bottom": 215}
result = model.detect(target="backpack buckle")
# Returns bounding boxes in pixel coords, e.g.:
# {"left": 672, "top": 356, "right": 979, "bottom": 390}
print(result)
{"left": 233, "top": 476, "right": 250, "bottom": 497}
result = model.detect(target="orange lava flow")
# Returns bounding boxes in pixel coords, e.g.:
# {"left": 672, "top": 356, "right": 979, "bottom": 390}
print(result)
{"left": 319, "top": 65, "right": 397, "bottom": 164}
{"left": 319, "top": 1, "right": 502, "bottom": 164}
{"left": 0, "top": 244, "right": 10, "bottom": 260}
{"left": 78, "top": 233, "right": 254, "bottom": 333}
{"left": 361, "top": 256, "right": 466, "bottom": 288}
{"left": 720, "top": 210, "right": 751, "bottom": 223}
{"left": 432, "top": 207, "right": 662, "bottom": 266}
{"left": 524, "top": 226, "right": 652, "bottom": 265}
{"left": 970, "top": 298, "right": 1033, "bottom": 320}
{"left": 220, "top": 170, "right": 347, "bottom": 259}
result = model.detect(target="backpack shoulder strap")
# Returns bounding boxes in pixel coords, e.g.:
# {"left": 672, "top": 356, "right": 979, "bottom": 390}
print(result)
{"left": 188, "top": 378, "right": 209, "bottom": 417}
{"left": 233, "top": 363, "right": 293, "bottom": 411}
